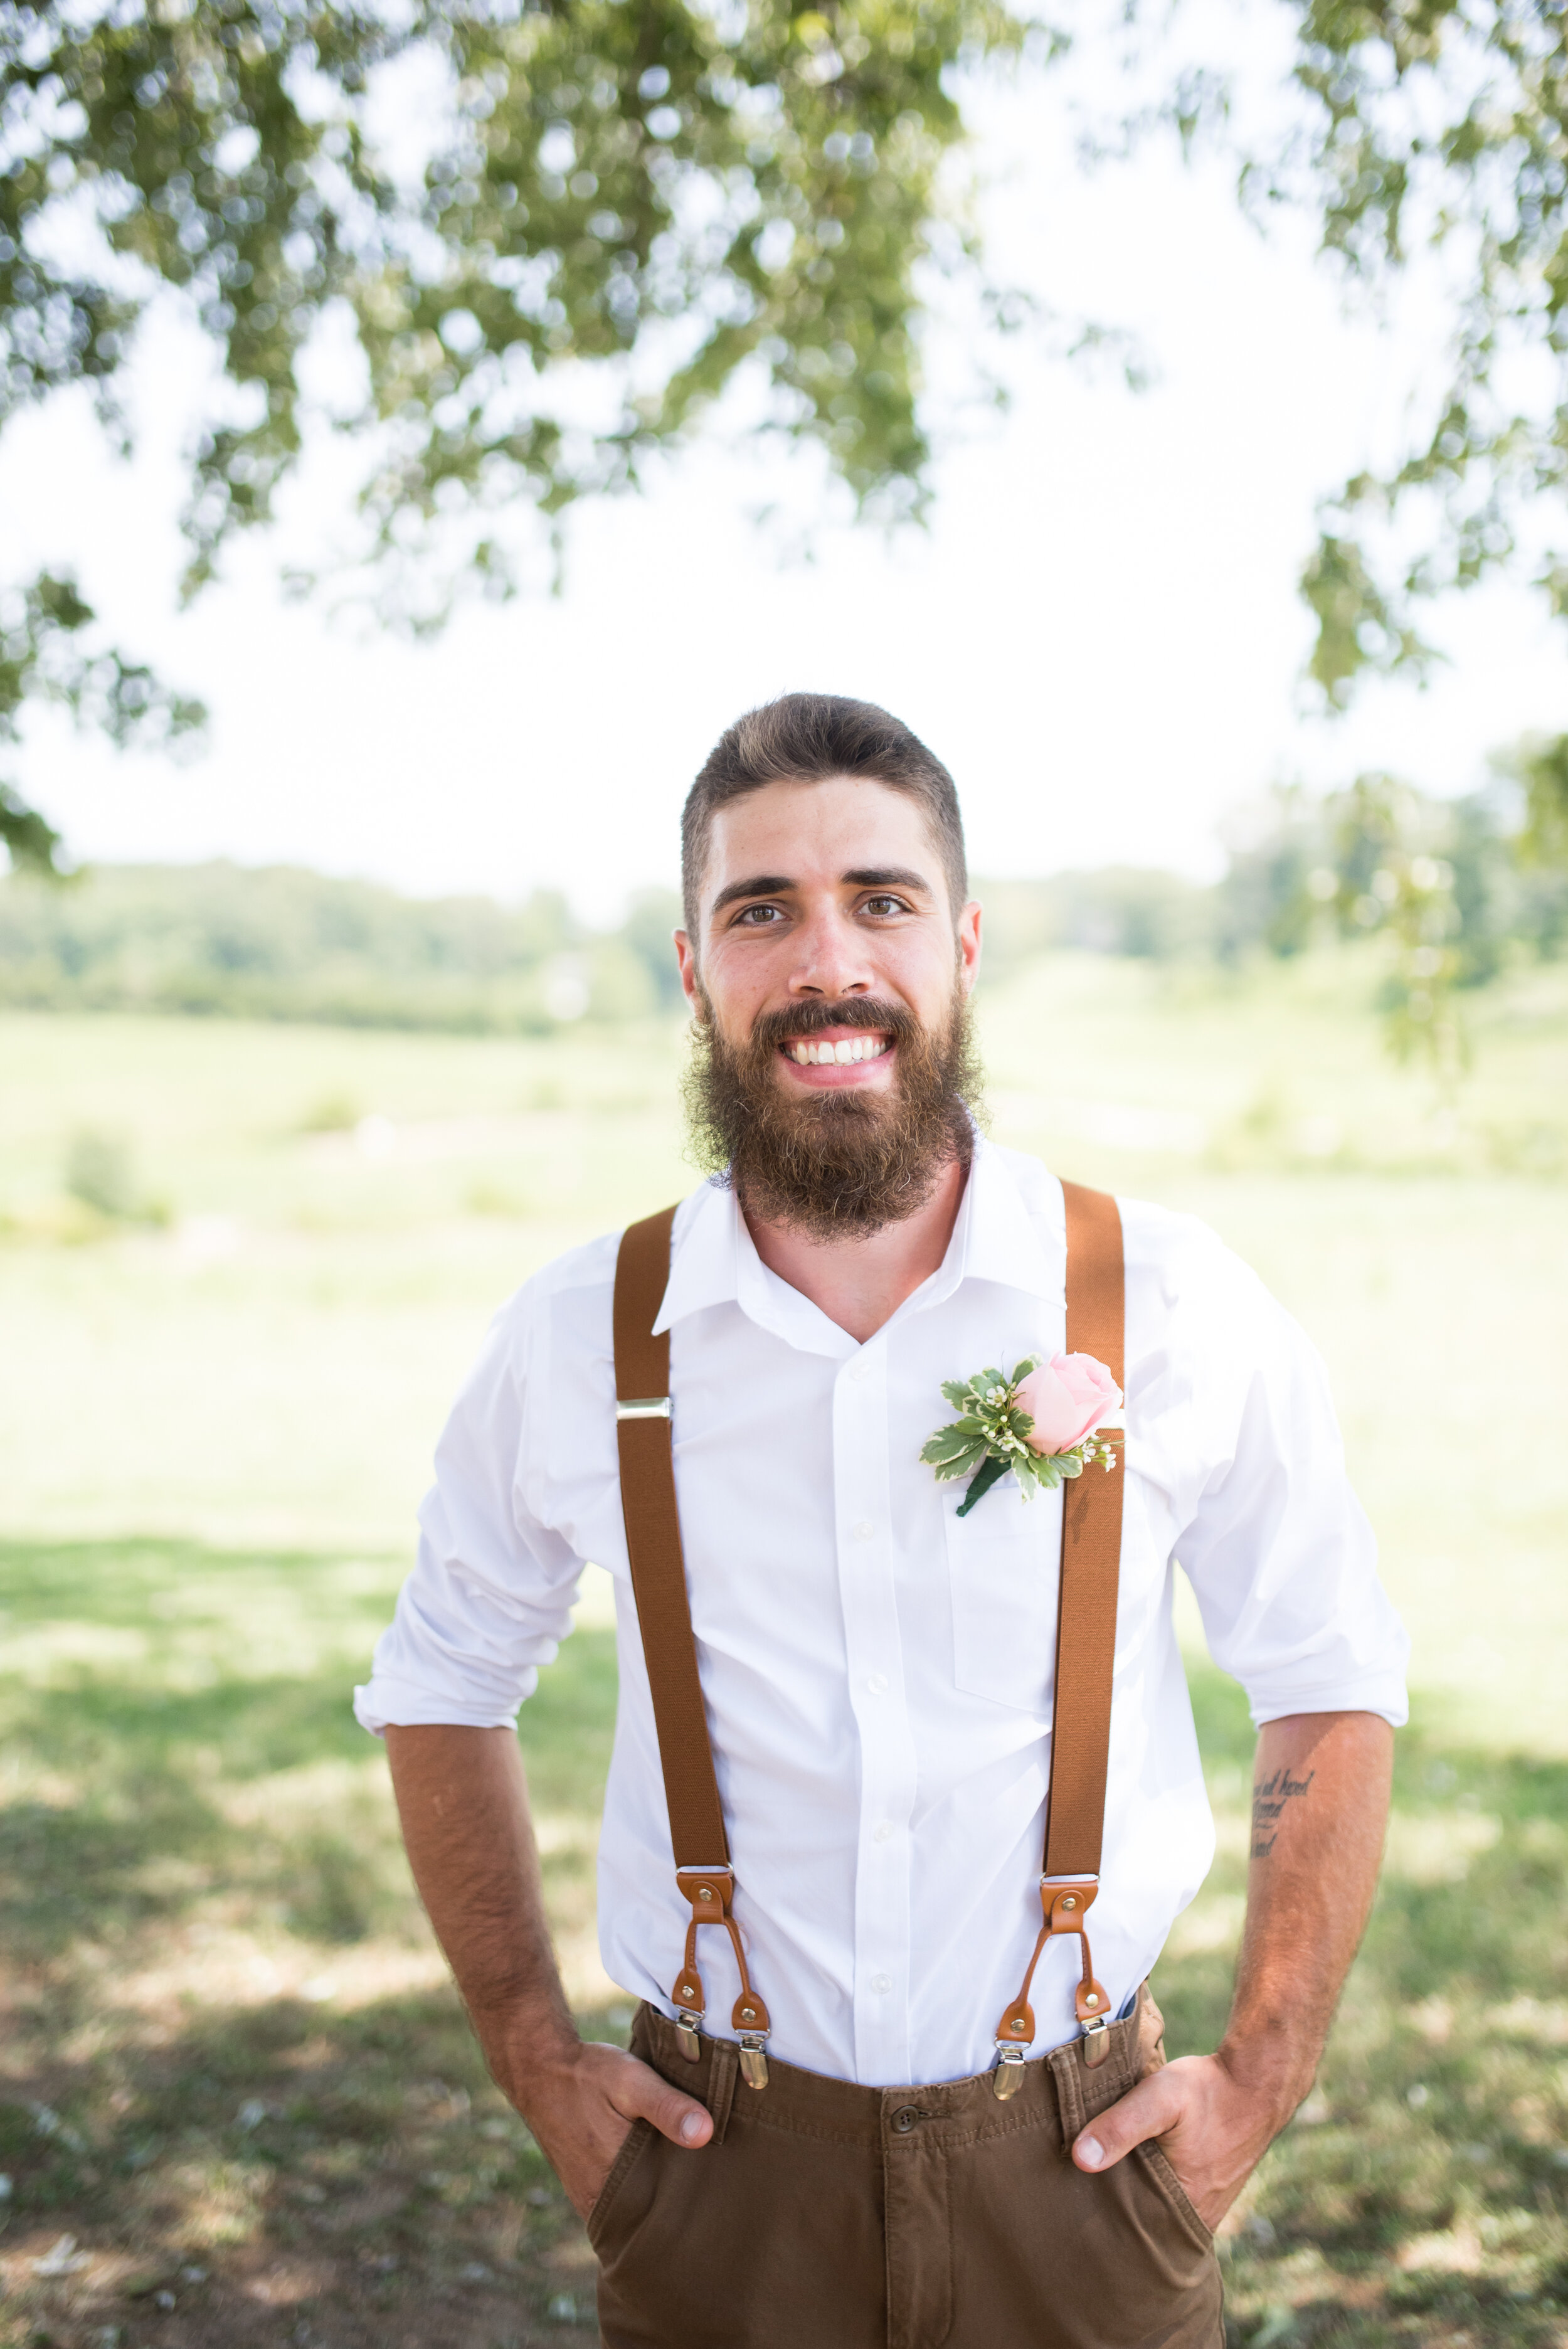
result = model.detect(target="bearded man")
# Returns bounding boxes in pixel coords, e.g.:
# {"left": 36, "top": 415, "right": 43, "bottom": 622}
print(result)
{"left": 356, "top": 694, "right": 1408, "bottom": 2349}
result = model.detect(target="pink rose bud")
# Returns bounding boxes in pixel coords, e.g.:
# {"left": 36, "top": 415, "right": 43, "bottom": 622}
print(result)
{"left": 1015, "top": 1353, "right": 1123, "bottom": 1456}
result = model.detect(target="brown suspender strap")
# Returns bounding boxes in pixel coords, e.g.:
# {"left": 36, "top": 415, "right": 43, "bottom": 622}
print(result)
{"left": 992, "top": 1178, "right": 1126, "bottom": 2089}
{"left": 613, "top": 1206, "right": 773, "bottom": 2081}
{"left": 613, "top": 1177, "right": 1125, "bottom": 2096}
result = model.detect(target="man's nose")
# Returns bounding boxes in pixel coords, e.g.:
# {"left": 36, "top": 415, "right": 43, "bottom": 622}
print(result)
{"left": 788, "top": 904, "right": 875, "bottom": 998}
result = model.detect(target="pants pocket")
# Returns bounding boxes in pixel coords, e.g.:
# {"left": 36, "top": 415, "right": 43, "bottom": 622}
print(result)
{"left": 586, "top": 2118, "right": 654, "bottom": 2252}
{"left": 1134, "top": 2140, "right": 1215, "bottom": 2256}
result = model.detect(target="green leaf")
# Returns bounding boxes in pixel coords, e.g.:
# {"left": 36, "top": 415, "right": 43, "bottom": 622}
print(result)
{"left": 1009, "top": 1357, "right": 1039, "bottom": 1384}
{"left": 940, "top": 1379, "right": 973, "bottom": 1410}
{"left": 932, "top": 1455, "right": 987, "bottom": 1485}
{"left": 921, "top": 1426, "right": 986, "bottom": 1467}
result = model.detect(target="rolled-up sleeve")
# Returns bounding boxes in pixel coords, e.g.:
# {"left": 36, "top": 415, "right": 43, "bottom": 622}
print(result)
{"left": 353, "top": 1293, "right": 588, "bottom": 1735}
{"left": 1173, "top": 1243, "right": 1410, "bottom": 1729}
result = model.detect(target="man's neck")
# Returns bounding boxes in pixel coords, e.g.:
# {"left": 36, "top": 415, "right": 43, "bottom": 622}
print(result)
{"left": 743, "top": 1153, "right": 970, "bottom": 1345}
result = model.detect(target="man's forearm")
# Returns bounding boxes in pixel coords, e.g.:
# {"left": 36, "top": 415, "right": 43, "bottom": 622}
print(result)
{"left": 1072, "top": 1707, "right": 1394, "bottom": 2225}
{"left": 383, "top": 1723, "right": 714, "bottom": 2216}
{"left": 1221, "top": 1708, "right": 1395, "bottom": 2121}
{"left": 384, "top": 1723, "right": 576, "bottom": 2086}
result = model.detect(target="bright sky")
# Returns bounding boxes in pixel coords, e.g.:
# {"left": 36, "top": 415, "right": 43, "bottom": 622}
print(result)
{"left": 6, "top": 4, "right": 1565, "bottom": 921}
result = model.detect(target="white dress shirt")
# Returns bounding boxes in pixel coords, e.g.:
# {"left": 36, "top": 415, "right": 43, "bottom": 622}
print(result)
{"left": 356, "top": 1138, "right": 1408, "bottom": 2088}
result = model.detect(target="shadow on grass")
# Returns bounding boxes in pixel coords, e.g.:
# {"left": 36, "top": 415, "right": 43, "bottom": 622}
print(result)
{"left": 1158, "top": 1665, "right": 1568, "bottom": 2346}
{"left": 0, "top": 1532, "right": 617, "bottom": 1966}
{"left": 0, "top": 1981, "right": 613, "bottom": 2346}
{"left": 3, "top": 1539, "right": 1564, "bottom": 2347}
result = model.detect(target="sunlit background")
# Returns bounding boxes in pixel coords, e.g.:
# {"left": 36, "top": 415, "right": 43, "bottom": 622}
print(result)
{"left": 3, "top": 1, "right": 1566, "bottom": 2343}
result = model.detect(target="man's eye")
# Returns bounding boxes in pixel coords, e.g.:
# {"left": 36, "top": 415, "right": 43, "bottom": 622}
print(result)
{"left": 733, "top": 903, "right": 783, "bottom": 926}
{"left": 862, "top": 895, "right": 908, "bottom": 918}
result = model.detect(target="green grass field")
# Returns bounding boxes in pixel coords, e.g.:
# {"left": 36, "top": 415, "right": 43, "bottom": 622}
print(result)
{"left": 1, "top": 948, "right": 1565, "bottom": 2348}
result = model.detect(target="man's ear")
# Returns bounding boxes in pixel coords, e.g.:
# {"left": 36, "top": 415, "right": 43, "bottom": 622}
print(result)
{"left": 674, "top": 930, "right": 706, "bottom": 1017}
{"left": 957, "top": 899, "right": 982, "bottom": 995}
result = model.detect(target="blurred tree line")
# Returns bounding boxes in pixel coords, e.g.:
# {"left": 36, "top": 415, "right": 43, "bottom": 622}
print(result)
{"left": 0, "top": 861, "right": 687, "bottom": 1029}
{"left": 2, "top": 763, "right": 1561, "bottom": 1037}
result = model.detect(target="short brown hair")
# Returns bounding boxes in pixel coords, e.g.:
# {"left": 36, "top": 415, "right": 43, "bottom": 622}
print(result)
{"left": 681, "top": 693, "right": 968, "bottom": 938}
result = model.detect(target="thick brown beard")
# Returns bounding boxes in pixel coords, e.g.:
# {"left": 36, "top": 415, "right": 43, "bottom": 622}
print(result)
{"left": 682, "top": 983, "right": 983, "bottom": 1240}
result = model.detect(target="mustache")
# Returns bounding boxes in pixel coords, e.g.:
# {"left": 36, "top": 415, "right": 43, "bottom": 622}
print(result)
{"left": 744, "top": 998, "right": 919, "bottom": 1058}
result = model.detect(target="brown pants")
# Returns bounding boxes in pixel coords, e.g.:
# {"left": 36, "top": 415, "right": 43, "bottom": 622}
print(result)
{"left": 590, "top": 1990, "right": 1222, "bottom": 2349}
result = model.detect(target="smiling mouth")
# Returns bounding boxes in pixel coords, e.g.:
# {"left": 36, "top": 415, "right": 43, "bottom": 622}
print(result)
{"left": 781, "top": 1035, "right": 891, "bottom": 1067}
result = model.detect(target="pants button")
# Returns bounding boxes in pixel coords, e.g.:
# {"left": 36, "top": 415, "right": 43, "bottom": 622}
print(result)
{"left": 892, "top": 2106, "right": 920, "bottom": 2133}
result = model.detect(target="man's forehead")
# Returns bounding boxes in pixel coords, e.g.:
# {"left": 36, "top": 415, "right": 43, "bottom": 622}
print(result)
{"left": 704, "top": 774, "right": 941, "bottom": 892}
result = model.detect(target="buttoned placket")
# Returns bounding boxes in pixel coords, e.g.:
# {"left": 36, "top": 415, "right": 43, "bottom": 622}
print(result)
{"left": 833, "top": 1337, "right": 919, "bottom": 2084}
{"left": 827, "top": 1199, "right": 985, "bottom": 2087}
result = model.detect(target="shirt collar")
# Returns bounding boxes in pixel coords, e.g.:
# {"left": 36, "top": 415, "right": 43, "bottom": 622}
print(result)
{"left": 652, "top": 1175, "right": 741, "bottom": 1333}
{"left": 652, "top": 1135, "right": 1062, "bottom": 1344}
{"left": 950, "top": 1135, "right": 1062, "bottom": 1305}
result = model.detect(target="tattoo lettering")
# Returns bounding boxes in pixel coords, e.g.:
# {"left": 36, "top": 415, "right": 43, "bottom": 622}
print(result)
{"left": 1251, "top": 1765, "right": 1315, "bottom": 1859}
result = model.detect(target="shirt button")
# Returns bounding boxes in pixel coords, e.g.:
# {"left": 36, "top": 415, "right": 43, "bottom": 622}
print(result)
{"left": 873, "top": 1821, "right": 894, "bottom": 1843}
{"left": 871, "top": 1973, "right": 893, "bottom": 1995}
{"left": 866, "top": 1672, "right": 889, "bottom": 1697}
{"left": 849, "top": 1359, "right": 868, "bottom": 1382}
{"left": 850, "top": 1520, "right": 874, "bottom": 1542}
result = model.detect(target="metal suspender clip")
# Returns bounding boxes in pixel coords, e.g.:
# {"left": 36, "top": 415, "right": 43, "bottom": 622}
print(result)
{"left": 992, "top": 2044, "right": 1027, "bottom": 2101}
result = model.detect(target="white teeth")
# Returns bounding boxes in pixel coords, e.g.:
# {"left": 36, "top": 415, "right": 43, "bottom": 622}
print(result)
{"left": 787, "top": 1035, "right": 887, "bottom": 1064}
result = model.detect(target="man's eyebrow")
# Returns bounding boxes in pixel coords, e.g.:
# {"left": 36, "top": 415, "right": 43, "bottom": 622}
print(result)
{"left": 841, "top": 866, "right": 934, "bottom": 896}
{"left": 709, "top": 873, "right": 795, "bottom": 916}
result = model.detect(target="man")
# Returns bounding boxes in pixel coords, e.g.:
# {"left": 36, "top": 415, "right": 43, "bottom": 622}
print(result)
{"left": 356, "top": 694, "right": 1407, "bottom": 2348}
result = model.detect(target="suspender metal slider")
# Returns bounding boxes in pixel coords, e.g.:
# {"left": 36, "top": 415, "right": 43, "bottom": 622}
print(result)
{"left": 992, "top": 2044, "right": 1027, "bottom": 2101}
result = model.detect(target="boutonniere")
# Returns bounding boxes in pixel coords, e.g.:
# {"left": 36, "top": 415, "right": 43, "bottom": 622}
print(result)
{"left": 921, "top": 1354, "right": 1123, "bottom": 1518}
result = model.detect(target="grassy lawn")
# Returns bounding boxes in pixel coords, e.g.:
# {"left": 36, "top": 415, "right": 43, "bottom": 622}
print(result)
{"left": 1, "top": 950, "right": 1565, "bottom": 2348}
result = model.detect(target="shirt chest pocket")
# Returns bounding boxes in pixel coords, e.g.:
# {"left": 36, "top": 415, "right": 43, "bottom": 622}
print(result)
{"left": 943, "top": 1479, "right": 1062, "bottom": 1715}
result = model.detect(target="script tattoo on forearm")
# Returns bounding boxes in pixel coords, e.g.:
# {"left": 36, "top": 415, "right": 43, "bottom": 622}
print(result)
{"left": 1251, "top": 1766, "right": 1315, "bottom": 1860}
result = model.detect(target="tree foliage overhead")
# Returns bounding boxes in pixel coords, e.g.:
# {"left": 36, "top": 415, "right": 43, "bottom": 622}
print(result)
{"left": 16, "top": 0, "right": 1568, "bottom": 894}
{"left": 0, "top": 573, "right": 204, "bottom": 870}
{"left": 3, "top": 0, "right": 1015, "bottom": 606}
{"left": 1254, "top": 1, "right": 1568, "bottom": 707}
{"left": 1, "top": 0, "right": 1025, "bottom": 868}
